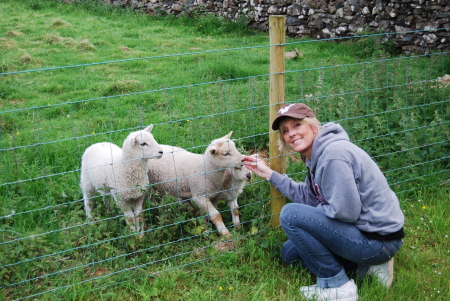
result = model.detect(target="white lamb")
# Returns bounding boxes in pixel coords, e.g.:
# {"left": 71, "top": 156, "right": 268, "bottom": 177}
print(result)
{"left": 147, "top": 132, "right": 244, "bottom": 236}
{"left": 209, "top": 165, "right": 252, "bottom": 229}
{"left": 80, "top": 125, "right": 163, "bottom": 237}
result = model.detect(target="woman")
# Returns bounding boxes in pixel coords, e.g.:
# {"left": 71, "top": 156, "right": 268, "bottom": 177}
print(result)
{"left": 244, "top": 103, "right": 404, "bottom": 301}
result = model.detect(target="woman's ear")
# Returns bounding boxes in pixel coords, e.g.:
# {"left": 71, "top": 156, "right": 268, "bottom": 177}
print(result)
{"left": 313, "top": 125, "right": 319, "bottom": 136}
{"left": 308, "top": 124, "right": 316, "bottom": 135}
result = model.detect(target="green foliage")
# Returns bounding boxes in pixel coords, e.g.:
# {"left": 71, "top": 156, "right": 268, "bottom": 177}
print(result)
{"left": 189, "top": 8, "right": 253, "bottom": 36}
{"left": 146, "top": 193, "right": 211, "bottom": 244}
{"left": 348, "top": 35, "right": 400, "bottom": 58}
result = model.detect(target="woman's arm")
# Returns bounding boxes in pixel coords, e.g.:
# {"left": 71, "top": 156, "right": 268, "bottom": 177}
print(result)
{"left": 244, "top": 155, "right": 318, "bottom": 206}
{"left": 243, "top": 155, "right": 273, "bottom": 180}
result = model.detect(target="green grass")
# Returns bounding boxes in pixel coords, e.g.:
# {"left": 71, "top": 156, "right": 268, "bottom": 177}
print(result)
{"left": 1, "top": 0, "right": 449, "bottom": 300}
{"left": 1, "top": 188, "right": 448, "bottom": 300}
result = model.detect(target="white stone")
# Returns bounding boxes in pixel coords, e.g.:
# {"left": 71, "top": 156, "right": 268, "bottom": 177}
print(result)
{"left": 336, "top": 26, "right": 347, "bottom": 34}
{"left": 322, "top": 28, "right": 334, "bottom": 38}
{"left": 423, "top": 34, "right": 437, "bottom": 43}
{"left": 268, "top": 6, "right": 278, "bottom": 14}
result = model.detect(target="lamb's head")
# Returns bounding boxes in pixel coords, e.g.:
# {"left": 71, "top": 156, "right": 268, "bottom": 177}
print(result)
{"left": 231, "top": 164, "right": 252, "bottom": 182}
{"left": 124, "top": 125, "right": 163, "bottom": 160}
{"left": 206, "top": 131, "right": 244, "bottom": 169}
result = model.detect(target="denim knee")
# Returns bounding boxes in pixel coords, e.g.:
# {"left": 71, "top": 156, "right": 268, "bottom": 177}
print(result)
{"left": 280, "top": 203, "right": 318, "bottom": 232}
{"left": 280, "top": 240, "right": 301, "bottom": 266}
{"left": 280, "top": 203, "right": 303, "bottom": 227}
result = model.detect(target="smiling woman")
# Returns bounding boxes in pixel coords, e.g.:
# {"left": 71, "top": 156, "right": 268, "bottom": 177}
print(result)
{"left": 243, "top": 103, "right": 405, "bottom": 301}
{"left": 272, "top": 104, "right": 322, "bottom": 162}
{"left": 279, "top": 119, "right": 319, "bottom": 160}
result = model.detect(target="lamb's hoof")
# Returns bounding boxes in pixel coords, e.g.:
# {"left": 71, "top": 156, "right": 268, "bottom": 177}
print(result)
{"left": 219, "top": 229, "right": 231, "bottom": 236}
{"left": 214, "top": 238, "right": 236, "bottom": 252}
{"left": 235, "top": 224, "right": 242, "bottom": 230}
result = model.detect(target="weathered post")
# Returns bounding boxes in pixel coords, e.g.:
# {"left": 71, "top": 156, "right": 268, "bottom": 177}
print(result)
{"left": 269, "top": 15, "right": 286, "bottom": 227}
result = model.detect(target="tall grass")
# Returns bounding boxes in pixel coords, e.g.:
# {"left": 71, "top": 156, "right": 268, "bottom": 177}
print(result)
{"left": 1, "top": 0, "right": 449, "bottom": 300}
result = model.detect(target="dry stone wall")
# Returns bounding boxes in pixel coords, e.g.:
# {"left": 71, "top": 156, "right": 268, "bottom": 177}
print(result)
{"left": 98, "top": 0, "right": 450, "bottom": 53}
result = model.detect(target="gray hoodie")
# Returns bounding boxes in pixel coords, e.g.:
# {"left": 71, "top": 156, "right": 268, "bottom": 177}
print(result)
{"left": 269, "top": 122, "right": 404, "bottom": 237}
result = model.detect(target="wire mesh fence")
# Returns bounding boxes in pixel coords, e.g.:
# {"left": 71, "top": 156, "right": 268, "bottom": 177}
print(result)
{"left": 1, "top": 31, "right": 449, "bottom": 300}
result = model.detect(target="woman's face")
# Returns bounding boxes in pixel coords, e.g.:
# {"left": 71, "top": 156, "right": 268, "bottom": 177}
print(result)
{"left": 281, "top": 117, "right": 318, "bottom": 159}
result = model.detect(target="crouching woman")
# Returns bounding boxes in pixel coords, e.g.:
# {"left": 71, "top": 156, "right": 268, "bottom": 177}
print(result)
{"left": 243, "top": 103, "right": 404, "bottom": 301}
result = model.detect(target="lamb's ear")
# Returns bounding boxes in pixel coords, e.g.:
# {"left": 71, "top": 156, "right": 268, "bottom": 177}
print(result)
{"left": 224, "top": 131, "right": 233, "bottom": 140}
{"left": 209, "top": 145, "right": 218, "bottom": 155}
{"left": 131, "top": 136, "right": 138, "bottom": 146}
{"left": 144, "top": 125, "right": 154, "bottom": 132}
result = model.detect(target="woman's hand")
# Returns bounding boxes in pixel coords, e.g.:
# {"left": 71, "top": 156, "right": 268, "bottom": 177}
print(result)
{"left": 243, "top": 155, "right": 274, "bottom": 181}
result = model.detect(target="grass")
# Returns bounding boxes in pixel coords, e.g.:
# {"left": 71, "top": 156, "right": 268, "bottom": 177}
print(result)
{"left": 0, "top": 0, "right": 449, "bottom": 300}
{"left": 3, "top": 188, "right": 447, "bottom": 301}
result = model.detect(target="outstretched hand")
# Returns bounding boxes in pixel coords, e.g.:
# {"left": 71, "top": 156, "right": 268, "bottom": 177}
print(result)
{"left": 243, "top": 155, "right": 274, "bottom": 181}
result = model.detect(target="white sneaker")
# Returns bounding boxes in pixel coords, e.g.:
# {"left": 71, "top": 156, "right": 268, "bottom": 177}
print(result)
{"left": 367, "top": 258, "right": 394, "bottom": 288}
{"left": 300, "top": 284, "right": 320, "bottom": 300}
{"left": 299, "top": 279, "right": 358, "bottom": 301}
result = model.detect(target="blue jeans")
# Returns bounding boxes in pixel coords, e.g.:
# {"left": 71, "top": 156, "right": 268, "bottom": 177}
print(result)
{"left": 279, "top": 203, "right": 403, "bottom": 289}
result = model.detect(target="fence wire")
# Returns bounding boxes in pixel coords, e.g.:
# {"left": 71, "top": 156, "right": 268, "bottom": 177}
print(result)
{"left": 1, "top": 33, "right": 449, "bottom": 300}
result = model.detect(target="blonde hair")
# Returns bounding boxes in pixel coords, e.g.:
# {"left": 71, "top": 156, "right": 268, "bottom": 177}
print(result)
{"left": 277, "top": 117, "right": 322, "bottom": 162}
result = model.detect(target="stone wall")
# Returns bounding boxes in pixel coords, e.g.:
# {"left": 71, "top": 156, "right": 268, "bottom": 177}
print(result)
{"left": 99, "top": 0, "right": 450, "bottom": 53}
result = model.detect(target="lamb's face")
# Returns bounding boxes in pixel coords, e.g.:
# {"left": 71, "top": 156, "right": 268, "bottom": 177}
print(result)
{"left": 231, "top": 164, "right": 252, "bottom": 182}
{"left": 129, "top": 131, "right": 163, "bottom": 160}
{"left": 207, "top": 137, "right": 244, "bottom": 169}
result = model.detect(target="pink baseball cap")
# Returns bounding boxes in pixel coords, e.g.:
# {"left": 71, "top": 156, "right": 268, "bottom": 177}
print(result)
{"left": 271, "top": 103, "right": 315, "bottom": 130}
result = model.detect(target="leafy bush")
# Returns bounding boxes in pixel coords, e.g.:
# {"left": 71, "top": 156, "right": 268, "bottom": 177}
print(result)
{"left": 189, "top": 9, "right": 253, "bottom": 36}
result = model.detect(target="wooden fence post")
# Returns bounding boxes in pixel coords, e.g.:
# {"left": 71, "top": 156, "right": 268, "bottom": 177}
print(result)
{"left": 269, "top": 15, "right": 286, "bottom": 228}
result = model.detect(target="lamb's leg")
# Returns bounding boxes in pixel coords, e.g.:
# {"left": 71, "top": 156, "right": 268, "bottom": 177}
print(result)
{"left": 194, "top": 197, "right": 230, "bottom": 236}
{"left": 132, "top": 196, "right": 145, "bottom": 238}
{"left": 227, "top": 198, "right": 241, "bottom": 229}
{"left": 82, "top": 188, "right": 95, "bottom": 219}
{"left": 121, "top": 201, "right": 140, "bottom": 236}
{"left": 80, "top": 177, "right": 95, "bottom": 218}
